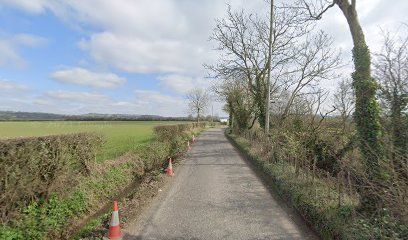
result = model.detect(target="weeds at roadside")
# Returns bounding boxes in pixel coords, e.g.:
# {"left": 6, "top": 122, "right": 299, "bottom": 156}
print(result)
{"left": 227, "top": 131, "right": 407, "bottom": 239}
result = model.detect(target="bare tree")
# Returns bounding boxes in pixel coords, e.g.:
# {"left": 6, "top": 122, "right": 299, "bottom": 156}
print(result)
{"left": 207, "top": 4, "right": 339, "bottom": 129}
{"left": 333, "top": 78, "right": 355, "bottom": 133}
{"left": 207, "top": 7, "right": 271, "bottom": 128}
{"left": 373, "top": 25, "right": 408, "bottom": 177}
{"left": 279, "top": 31, "right": 341, "bottom": 122}
{"left": 186, "top": 88, "right": 210, "bottom": 122}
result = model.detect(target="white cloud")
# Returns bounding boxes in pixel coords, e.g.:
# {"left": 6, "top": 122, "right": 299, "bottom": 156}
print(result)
{"left": 30, "top": 90, "right": 142, "bottom": 114}
{"left": 158, "top": 74, "right": 212, "bottom": 94}
{"left": 135, "top": 90, "right": 182, "bottom": 104}
{"left": 79, "top": 33, "right": 198, "bottom": 74}
{"left": 27, "top": 89, "right": 188, "bottom": 116}
{"left": 0, "top": 40, "right": 25, "bottom": 67}
{"left": 0, "top": 33, "right": 47, "bottom": 67}
{"left": 51, "top": 67, "right": 126, "bottom": 89}
{"left": 14, "top": 34, "right": 48, "bottom": 47}
{"left": 44, "top": 90, "right": 110, "bottom": 103}
{"left": 134, "top": 90, "right": 186, "bottom": 116}
{"left": 0, "top": 0, "right": 49, "bottom": 14}
{"left": 0, "top": 79, "right": 28, "bottom": 92}
{"left": 1, "top": 0, "right": 228, "bottom": 75}
{"left": 0, "top": 85, "right": 222, "bottom": 116}
{"left": 70, "top": 0, "right": 240, "bottom": 76}
{"left": 3, "top": 0, "right": 407, "bottom": 78}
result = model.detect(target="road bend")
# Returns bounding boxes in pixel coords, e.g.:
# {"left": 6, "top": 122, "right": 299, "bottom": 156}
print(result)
{"left": 123, "top": 128, "right": 319, "bottom": 240}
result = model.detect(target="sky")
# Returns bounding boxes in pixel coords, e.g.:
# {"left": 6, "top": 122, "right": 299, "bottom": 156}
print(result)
{"left": 0, "top": 0, "right": 407, "bottom": 117}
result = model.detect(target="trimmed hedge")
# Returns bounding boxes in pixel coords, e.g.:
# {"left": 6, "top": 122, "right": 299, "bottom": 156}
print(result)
{"left": 0, "top": 133, "right": 102, "bottom": 224}
{"left": 154, "top": 122, "right": 208, "bottom": 157}
{"left": 154, "top": 122, "right": 207, "bottom": 141}
{"left": 0, "top": 122, "right": 209, "bottom": 239}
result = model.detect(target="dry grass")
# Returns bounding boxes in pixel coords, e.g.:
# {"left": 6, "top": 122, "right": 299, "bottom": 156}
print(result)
{"left": 228, "top": 126, "right": 408, "bottom": 239}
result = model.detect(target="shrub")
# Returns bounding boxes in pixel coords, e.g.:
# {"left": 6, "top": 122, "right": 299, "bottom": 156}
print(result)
{"left": 227, "top": 129, "right": 407, "bottom": 239}
{"left": 0, "top": 133, "right": 102, "bottom": 224}
{"left": 154, "top": 122, "right": 208, "bottom": 157}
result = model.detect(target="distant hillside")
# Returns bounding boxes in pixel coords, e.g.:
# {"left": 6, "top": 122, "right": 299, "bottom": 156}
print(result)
{"left": 0, "top": 111, "right": 191, "bottom": 121}
{"left": 0, "top": 111, "right": 66, "bottom": 121}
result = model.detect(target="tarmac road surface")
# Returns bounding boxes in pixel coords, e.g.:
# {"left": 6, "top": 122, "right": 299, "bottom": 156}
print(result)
{"left": 123, "top": 128, "right": 319, "bottom": 240}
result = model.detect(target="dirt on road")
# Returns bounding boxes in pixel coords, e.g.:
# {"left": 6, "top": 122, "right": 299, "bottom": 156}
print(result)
{"left": 122, "top": 128, "right": 319, "bottom": 240}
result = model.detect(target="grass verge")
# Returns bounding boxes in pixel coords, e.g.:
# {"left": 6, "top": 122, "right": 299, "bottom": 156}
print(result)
{"left": 225, "top": 129, "right": 407, "bottom": 240}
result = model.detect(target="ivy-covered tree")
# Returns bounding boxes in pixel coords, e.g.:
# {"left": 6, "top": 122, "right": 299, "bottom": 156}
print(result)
{"left": 299, "top": 0, "right": 383, "bottom": 211}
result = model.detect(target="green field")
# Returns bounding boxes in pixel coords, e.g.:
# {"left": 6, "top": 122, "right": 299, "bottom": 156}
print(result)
{"left": 0, "top": 121, "right": 183, "bottom": 161}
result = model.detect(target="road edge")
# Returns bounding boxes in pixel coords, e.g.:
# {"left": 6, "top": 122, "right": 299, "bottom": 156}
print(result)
{"left": 224, "top": 129, "right": 322, "bottom": 240}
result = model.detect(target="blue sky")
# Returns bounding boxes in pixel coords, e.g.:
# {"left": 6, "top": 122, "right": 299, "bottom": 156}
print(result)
{"left": 0, "top": 0, "right": 228, "bottom": 116}
{"left": 0, "top": 0, "right": 407, "bottom": 117}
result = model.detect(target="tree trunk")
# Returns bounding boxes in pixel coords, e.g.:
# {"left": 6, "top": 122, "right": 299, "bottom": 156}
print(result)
{"left": 336, "top": 0, "right": 383, "bottom": 211}
{"left": 197, "top": 108, "right": 200, "bottom": 123}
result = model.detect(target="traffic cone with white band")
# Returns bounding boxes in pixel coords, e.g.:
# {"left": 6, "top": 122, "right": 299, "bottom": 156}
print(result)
{"left": 108, "top": 201, "right": 122, "bottom": 240}
{"left": 166, "top": 158, "right": 174, "bottom": 176}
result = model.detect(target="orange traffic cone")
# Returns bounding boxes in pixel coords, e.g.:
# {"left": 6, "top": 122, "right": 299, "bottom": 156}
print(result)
{"left": 166, "top": 158, "right": 174, "bottom": 176}
{"left": 108, "top": 201, "right": 122, "bottom": 240}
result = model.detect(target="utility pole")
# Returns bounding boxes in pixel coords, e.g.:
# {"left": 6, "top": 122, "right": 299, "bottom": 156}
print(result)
{"left": 265, "top": 0, "right": 274, "bottom": 135}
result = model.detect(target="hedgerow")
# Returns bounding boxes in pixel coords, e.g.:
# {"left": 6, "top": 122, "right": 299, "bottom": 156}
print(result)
{"left": 0, "top": 122, "right": 209, "bottom": 240}
{"left": 0, "top": 133, "right": 103, "bottom": 224}
{"left": 226, "top": 129, "right": 407, "bottom": 239}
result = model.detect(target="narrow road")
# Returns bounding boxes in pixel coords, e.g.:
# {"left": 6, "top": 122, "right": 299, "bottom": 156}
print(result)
{"left": 123, "top": 128, "right": 318, "bottom": 240}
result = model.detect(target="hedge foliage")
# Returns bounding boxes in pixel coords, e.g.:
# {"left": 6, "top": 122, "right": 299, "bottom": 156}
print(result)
{"left": 0, "top": 133, "right": 103, "bottom": 224}
{"left": 0, "top": 122, "right": 209, "bottom": 240}
{"left": 226, "top": 130, "right": 408, "bottom": 239}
